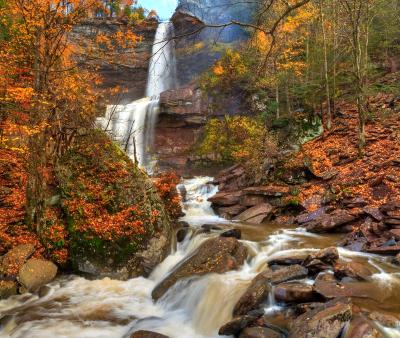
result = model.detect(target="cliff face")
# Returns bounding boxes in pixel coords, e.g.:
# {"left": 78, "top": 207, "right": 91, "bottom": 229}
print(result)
{"left": 71, "top": 18, "right": 157, "bottom": 104}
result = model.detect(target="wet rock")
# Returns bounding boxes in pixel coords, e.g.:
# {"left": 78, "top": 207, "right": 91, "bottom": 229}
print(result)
{"left": 218, "top": 204, "right": 247, "bottom": 219}
{"left": 294, "top": 302, "right": 326, "bottom": 315}
{"left": 269, "top": 265, "right": 309, "bottom": 285}
{"left": 130, "top": 330, "right": 169, "bottom": 338}
{"left": 368, "top": 311, "right": 400, "bottom": 328}
{"left": 18, "top": 258, "right": 57, "bottom": 292}
{"left": 392, "top": 253, "right": 400, "bottom": 265}
{"left": 274, "top": 283, "right": 318, "bottom": 304}
{"left": 218, "top": 310, "right": 264, "bottom": 336}
{"left": 233, "top": 265, "right": 308, "bottom": 316}
{"left": 303, "top": 247, "right": 339, "bottom": 273}
{"left": 38, "top": 285, "right": 52, "bottom": 298}
{"left": 333, "top": 262, "right": 372, "bottom": 281}
{"left": 389, "top": 229, "right": 400, "bottom": 240}
{"left": 176, "top": 228, "right": 188, "bottom": 242}
{"left": 243, "top": 186, "right": 289, "bottom": 197}
{"left": 152, "top": 237, "right": 247, "bottom": 300}
{"left": 233, "top": 270, "right": 272, "bottom": 316}
{"left": 220, "top": 229, "right": 241, "bottom": 239}
{"left": 236, "top": 203, "right": 274, "bottom": 224}
{"left": 0, "top": 280, "right": 17, "bottom": 299}
{"left": 288, "top": 298, "right": 352, "bottom": 338}
{"left": 268, "top": 254, "right": 307, "bottom": 267}
{"left": 201, "top": 224, "right": 222, "bottom": 232}
{"left": 239, "top": 327, "right": 282, "bottom": 338}
{"left": 0, "top": 244, "right": 35, "bottom": 278}
{"left": 343, "top": 316, "right": 383, "bottom": 338}
{"left": 208, "top": 191, "right": 243, "bottom": 206}
{"left": 366, "top": 245, "right": 400, "bottom": 255}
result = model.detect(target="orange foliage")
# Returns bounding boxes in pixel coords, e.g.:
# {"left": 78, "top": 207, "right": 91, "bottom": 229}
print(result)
{"left": 154, "top": 172, "right": 183, "bottom": 221}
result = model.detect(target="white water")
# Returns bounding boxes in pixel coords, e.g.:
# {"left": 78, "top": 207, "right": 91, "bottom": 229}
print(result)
{"left": 1, "top": 178, "right": 400, "bottom": 337}
{"left": 99, "top": 22, "right": 176, "bottom": 170}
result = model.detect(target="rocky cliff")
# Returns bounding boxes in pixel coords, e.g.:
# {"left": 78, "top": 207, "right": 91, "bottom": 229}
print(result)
{"left": 70, "top": 18, "right": 157, "bottom": 104}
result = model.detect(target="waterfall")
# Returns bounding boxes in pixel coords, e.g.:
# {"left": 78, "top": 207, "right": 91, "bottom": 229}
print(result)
{"left": 99, "top": 22, "right": 177, "bottom": 170}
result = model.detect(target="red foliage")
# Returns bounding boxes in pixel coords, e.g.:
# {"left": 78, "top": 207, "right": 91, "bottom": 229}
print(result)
{"left": 154, "top": 171, "right": 183, "bottom": 220}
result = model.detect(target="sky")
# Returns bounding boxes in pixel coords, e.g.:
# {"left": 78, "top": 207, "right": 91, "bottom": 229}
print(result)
{"left": 137, "top": 0, "right": 178, "bottom": 20}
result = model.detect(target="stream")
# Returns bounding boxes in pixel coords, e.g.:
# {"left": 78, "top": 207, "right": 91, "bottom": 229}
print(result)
{"left": 0, "top": 177, "right": 399, "bottom": 338}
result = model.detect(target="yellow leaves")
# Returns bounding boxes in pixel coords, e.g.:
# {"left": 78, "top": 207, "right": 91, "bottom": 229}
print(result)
{"left": 213, "top": 62, "right": 224, "bottom": 76}
{"left": 252, "top": 31, "right": 271, "bottom": 53}
{"left": 6, "top": 87, "right": 34, "bottom": 104}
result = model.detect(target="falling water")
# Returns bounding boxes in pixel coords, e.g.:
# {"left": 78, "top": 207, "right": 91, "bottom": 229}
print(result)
{"left": 99, "top": 22, "right": 177, "bottom": 170}
{"left": 1, "top": 177, "right": 400, "bottom": 338}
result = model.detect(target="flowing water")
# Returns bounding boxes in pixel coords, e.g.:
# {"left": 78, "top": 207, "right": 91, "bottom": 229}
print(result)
{"left": 1, "top": 177, "right": 400, "bottom": 338}
{"left": 99, "top": 22, "right": 177, "bottom": 170}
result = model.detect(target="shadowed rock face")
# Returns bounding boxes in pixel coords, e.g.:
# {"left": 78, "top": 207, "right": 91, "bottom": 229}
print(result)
{"left": 151, "top": 237, "right": 247, "bottom": 300}
{"left": 173, "top": 0, "right": 256, "bottom": 85}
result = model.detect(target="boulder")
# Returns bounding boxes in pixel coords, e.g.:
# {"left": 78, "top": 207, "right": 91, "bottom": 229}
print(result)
{"left": 333, "top": 262, "right": 372, "bottom": 281}
{"left": 296, "top": 207, "right": 328, "bottom": 225}
{"left": 176, "top": 228, "right": 188, "bottom": 242}
{"left": 363, "top": 207, "right": 384, "bottom": 221}
{"left": 268, "top": 254, "right": 307, "bottom": 267}
{"left": 303, "top": 247, "right": 339, "bottom": 273}
{"left": 239, "top": 327, "right": 282, "bottom": 338}
{"left": 130, "top": 331, "right": 169, "bottom": 338}
{"left": 208, "top": 191, "right": 243, "bottom": 206}
{"left": 218, "top": 310, "right": 264, "bottom": 336}
{"left": 305, "top": 209, "right": 357, "bottom": 233}
{"left": 366, "top": 245, "right": 400, "bottom": 255}
{"left": 18, "top": 258, "right": 57, "bottom": 292}
{"left": 240, "top": 195, "right": 268, "bottom": 207}
{"left": 220, "top": 229, "right": 242, "bottom": 240}
{"left": 274, "top": 283, "right": 318, "bottom": 304}
{"left": 343, "top": 316, "right": 383, "bottom": 338}
{"left": 392, "top": 253, "right": 400, "bottom": 265}
{"left": 152, "top": 237, "right": 247, "bottom": 300}
{"left": 233, "top": 265, "right": 308, "bottom": 316}
{"left": 219, "top": 204, "right": 247, "bottom": 219}
{"left": 288, "top": 298, "right": 352, "bottom": 338}
{"left": 243, "top": 186, "right": 289, "bottom": 197}
{"left": 0, "top": 244, "right": 35, "bottom": 278}
{"left": 236, "top": 203, "right": 274, "bottom": 224}
{"left": 0, "top": 280, "right": 17, "bottom": 299}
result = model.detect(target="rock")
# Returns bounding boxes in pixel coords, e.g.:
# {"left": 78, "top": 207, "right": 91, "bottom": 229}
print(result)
{"left": 243, "top": 186, "right": 289, "bottom": 197}
{"left": 130, "top": 331, "right": 169, "bottom": 338}
{"left": 343, "top": 316, "right": 383, "bottom": 338}
{"left": 268, "top": 254, "right": 307, "bottom": 267}
{"left": 344, "top": 197, "right": 368, "bottom": 208}
{"left": 38, "top": 285, "right": 52, "bottom": 298}
{"left": 333, "top": 262, "right": 372, "bottom": 281}
{"left": 236, "top": 203, "right": 274, "bottom": 224}
{"left": 392, "top": 253, "right": 400, "bottom": 265}
{"left": 0, "top": 244, "right": 35, "bottom": 278}
{"left": 386, "top": 210, "right": 400, "bottom": 219}
{"left": 288, "top": 298, "right": 352, "bottom": 338}
{"left": 368, "top": 312, "right": 400, "bottom": 328}
{"left": 18, "top": 258, "right": 57, "bottom": 292}
{"left": 366, "top": 245, "right": 400, "bottom": 255}
{"left": 219, "top": 204, "right": 247, "bottom": 219}
{"left": 0, "top": 280, "right": 17, "bottom": 299}
{"left": 220, "top": 229, "right": 242, "bottom": 239}
{"left": 233, "top": 265, "right": 308, "bottom": 316}
{"left": 208, "top": 191, "right": 243, "bottom": 206}
{"left": 233, "top": 270, "right": 272, "bottom": 316}
{"left": 152, "top": 237, "right": 247, "bottom": 300}
{"left": 239, "top": 327, "right": 282, "bottom": 338}
{"left": 201, "top": 224, "right": 222, "bottom": 231}
{"left": 379, "top": 201, "right": 400, "bottom": 213}
{"left": 294, "top": 302, "right": 326, "bottom": 315}
{"left": 296, "top": 207, "right": 328, "bottom": 225}
{"left": 305, "top": 209, "right": 357, "bottom": 233}
{"left": 363, "top": 207, "right": 384, "bottom": 221}
{"left": 176, "top": 228, "right": 188, "bottom": 242}
{"left": 274, "top": 283, "right": 318, "bottom": 304}
{"left": 302, "top": 247, "right": 339, "bottom": 273}
{"left": 240, "top": 195, "right": 268, "bottom": 207}
{"left": 218, "top": 310, "right": 264, "bottom": 336}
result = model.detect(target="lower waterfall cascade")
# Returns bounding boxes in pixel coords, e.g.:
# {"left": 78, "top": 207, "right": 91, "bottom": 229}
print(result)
{"left": 0, "top": 177, "right": 399, "bottom": 338}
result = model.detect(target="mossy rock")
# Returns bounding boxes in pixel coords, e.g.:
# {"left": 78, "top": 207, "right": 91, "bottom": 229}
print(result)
{"left": 55, "top": 131, "right": 172, "bottom": 279}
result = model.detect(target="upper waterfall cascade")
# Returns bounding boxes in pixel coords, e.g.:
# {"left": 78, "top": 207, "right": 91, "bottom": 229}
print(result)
{"left": 99, "top": 22, "right": 177, "bottom": 170}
